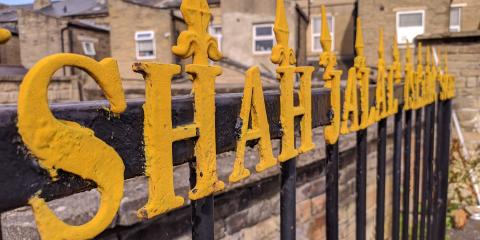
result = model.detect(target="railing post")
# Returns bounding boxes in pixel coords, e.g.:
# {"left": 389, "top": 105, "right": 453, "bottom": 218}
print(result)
{"left": 426, "top": 102, "right": 436, "bottom": 240}
{"left": 281, "top": 158, "right": 296, "bottom": 240}
{"left": 356, "top": 129, "right": 368, "bottom": 240}
{"left": 392, "top": 107, "right": 403, "bottom": 240}
{"left": 411, "top": 109, "right": 423, "bottom": 240}
{"left": 376, "top": 118, "right": 388, "bottom": 240}
{"left": 402, "top": 109, "right": 413, "bottom": 240}
{"left": 190, "top": 160, "right": 215, "bottom": 240}
{"left": 420, "top": 103, "right": 435, "bottom": 240}
{"left": 431, "top": 99, "right": 452, "bottom": 240}
{"left": 326, "top": 143, "right": 339, "bottom": 240}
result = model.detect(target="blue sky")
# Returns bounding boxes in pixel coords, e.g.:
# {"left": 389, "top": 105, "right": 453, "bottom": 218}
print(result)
{"left": 0, "top": 0, "right": 33, "bottom": 5}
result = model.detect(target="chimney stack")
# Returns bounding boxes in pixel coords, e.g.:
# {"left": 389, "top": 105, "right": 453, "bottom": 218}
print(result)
{"left": 33, "top": 0, "right": 51, "bottom": 10}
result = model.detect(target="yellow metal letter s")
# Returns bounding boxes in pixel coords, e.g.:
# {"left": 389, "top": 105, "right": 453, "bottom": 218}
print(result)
{"left": 17, "top": 54, "right": 126, "bottom": 240}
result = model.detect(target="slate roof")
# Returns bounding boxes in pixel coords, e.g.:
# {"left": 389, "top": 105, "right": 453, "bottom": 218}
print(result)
{"left": 38, "top": 0, "right": 108, "bottom": 17}
{"left": 123, "top": 0, "right": 220, "bottom": 9}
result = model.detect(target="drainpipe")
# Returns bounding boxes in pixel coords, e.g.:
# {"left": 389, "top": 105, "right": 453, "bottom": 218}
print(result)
{"left": 60, "top": 25, "right": 68, "bottom": 76}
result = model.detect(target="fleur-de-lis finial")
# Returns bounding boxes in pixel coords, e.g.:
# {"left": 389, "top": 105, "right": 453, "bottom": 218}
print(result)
{"left": 172, "top": 0, "right": 222, "bottom": 65}
{"left": 378, "top": 28, "right": 384, "bottom": 61}
{"left": 319, "top": 5, "right": 337, "bottom": 88}
{"left": 271, "top": 0, "right": 296, "bottom": 66}
{"left": 392, "top": 32, "right": 402, "bottom": 83}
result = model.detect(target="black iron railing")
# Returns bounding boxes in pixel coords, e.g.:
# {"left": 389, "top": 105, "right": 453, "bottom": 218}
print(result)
{"left": 0, "top": 84, "right": 453, "bottom": 240}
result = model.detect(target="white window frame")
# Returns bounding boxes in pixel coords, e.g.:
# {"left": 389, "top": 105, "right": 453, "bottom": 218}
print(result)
{"left": 396, "top": 10, "right": 425, "bottom": 44}
{"left": 135, "top": 31, "right": 156, "bottom": 60}
{"left": 449, "top": 6, "right": 462, "bottom": 32}
{"left": 81, "top": 41, "right": 96, "bottom": 56}
{"left": 209, "top": 25, "right": 222, "bottom": 51}
{"left": 252, "top": 23, "right": 275, "bottom": 55}
{"left": 311, "top": 15, "right": 334, "bottom": 53}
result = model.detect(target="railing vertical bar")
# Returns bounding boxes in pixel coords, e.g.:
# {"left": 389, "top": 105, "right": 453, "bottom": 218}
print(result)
{"left": 426, "top": 102, "right": 436, "bottom": 240}
{"left": 190, "top": 160, "right": 215, "bottom": 240}
{"left": 376, "top": 118, "right": 388, "bottom": 240}
{"left": 411, "top": 109, "right": 423, "bottom": 240}
{"left": 431, "top": 99, "right": 453, "bottom": 240}
{"left": 420, "top": 104, "right": 433, "bottom": 240}
{"left": 392, "top": 108, "right": 404, "bottom": 240}
{"left": 356, "top": 129, "right": 368, "bottom": 240}
{"left": 402, "top": 109, "right": 413, "bottom": 240}
{"left": 326, "top": 142, "right": 339, "bottom": 240}
{"left": 281, "top": 158, "right": 297, "bottom": 240}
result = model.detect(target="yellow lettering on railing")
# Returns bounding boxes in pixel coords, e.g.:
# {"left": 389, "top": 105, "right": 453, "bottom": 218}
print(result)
{"left": 320, "top": 5, "right": 342, "bottom": 144}
{"left": 230, "top": 67, "right": 277, "bottom": 183}
{"left": 17, "top": 54, "right": 126, "bottom": 240}
{"left": 272, "top": 0, "right": 315, "bottom": 161}
{"left": 133, "top": 63, "right": 186, "bottom": 219}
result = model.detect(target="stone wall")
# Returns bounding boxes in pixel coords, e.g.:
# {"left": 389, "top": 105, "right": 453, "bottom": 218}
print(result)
{"left": 418, "top": 31, "right": 480, "bottom": 150}
{"left": 2, "top": 123, "right": 400, "bottom": 240}
{"left": 108, "top": 0, "right": 174, "bottom": 80}
{"left": 359, "top": 0, "right": 451, "bottom": 67}
{"left": 0, "top": 75, "right": 81, "bottom": 104}
{"left": 0, "top": 34, "right": 21, "bottom": 65}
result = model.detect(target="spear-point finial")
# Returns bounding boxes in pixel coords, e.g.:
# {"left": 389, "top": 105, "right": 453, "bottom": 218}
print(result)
{"left": 426, "top": 46, "right": 431, "bottom": 68}
{"left": 271, "top": 0, "right": 296, "bottom": 66}
{"left": 444, "top": 51, "right": 449, "bottom": 73}
{"left": 378, "top": 27, "right": 384, "bottom": 60}
{"left": 355, "top": 17, "right": 364, "bottom": 56}
{"left": 406, "top": 40, "right": 412, "bottom": 65}
{"left": 393, "top": 32, "right": 400, "bottom": 62}
{"left": 417, "top": 43, "right": 423, "bottom": 66}
{"left": 274, "top": 0, "right": 289, "bottom": 47}
{"left": 320, "top": 5, "right": 332, "bottom": 52}
{"left": 172, "top": 0, "right": 222, "bottom": 65}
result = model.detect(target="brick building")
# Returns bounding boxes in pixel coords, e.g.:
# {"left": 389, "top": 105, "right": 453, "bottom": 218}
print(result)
{"left": 0, "top": 0, "right": 110, "bottom": 72}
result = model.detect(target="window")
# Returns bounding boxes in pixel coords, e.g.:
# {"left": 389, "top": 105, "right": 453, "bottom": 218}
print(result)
{"left": 253, "top": 24, "right": 275, "bottom": 54}
{"left": 209, "top": 25, "right": 222, "bottom": 51}
{"left": 82, "top": 42, "right": 96, "bottom": 56}
{"left": 311, "top": 15, "right": 334, "bottom": 52}
{"left": 396, "top": 10, "right": 425, "bottom": 44}
{"left": 135, "top": 31, "right": 156, "bottom": 60}
{"left": 450, "top": 7, "right": 461, "bottom": 32}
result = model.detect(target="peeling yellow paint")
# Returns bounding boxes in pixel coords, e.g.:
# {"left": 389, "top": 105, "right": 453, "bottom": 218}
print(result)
{"left": 17, "top": 54, "right": 126, "bottom": 240}
{"left": 170, "top": 0, "right": 224, "bottom": 200}
{"left": 319, "top": 5, "right": 342, "bottom": 144}
{"left": 230, "top": 67, "right": 277, "bottom": 183}
{"left": 133, "top": 63, "right": 185, "bottom": 219}
{"left": 272, "top": 0, "right": 315, "bottom": 161}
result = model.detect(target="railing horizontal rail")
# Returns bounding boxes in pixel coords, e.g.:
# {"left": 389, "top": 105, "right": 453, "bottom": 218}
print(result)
{"left": 0, "top": 85, "right": 404, "bottom": 213}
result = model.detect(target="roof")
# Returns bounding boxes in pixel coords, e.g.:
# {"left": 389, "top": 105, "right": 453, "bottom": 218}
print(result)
{"left": 38, "top": 0, "right": 108, "bottom": 17}
{"left": 123, "top": 0, "right": 220, "bottom": 9}
{"left": 68, "top": 19, "right": 110, "bottom": 32}
{"left": 417, "top": 30, "right": 480, "bottom": 41}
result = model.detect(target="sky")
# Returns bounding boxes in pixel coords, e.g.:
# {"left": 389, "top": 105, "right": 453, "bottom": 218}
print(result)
{"left": 0, "top": 0, "right": 33, "bottom": 5}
